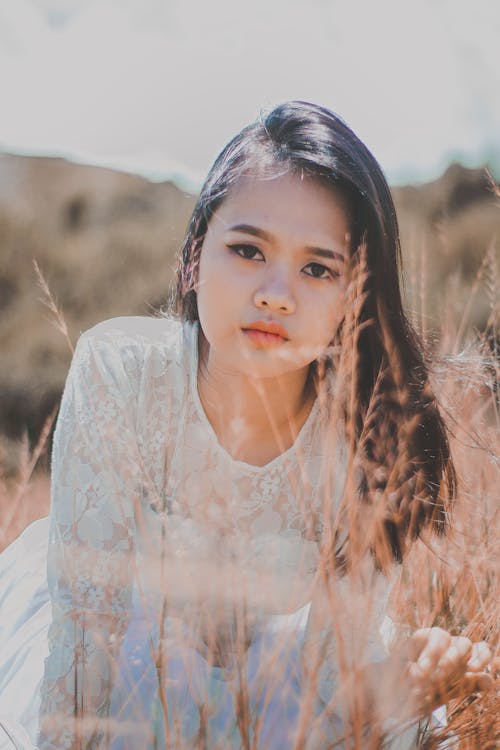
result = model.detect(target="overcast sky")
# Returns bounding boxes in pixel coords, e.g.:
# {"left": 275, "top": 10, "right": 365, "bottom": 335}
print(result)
{"left": 1, "top": 0, "right": 499, "bottom": 188}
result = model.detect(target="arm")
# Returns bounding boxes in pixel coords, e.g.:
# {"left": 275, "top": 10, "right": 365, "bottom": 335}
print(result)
{"left": 302, "top": 566, "right": 402, "bottom": 747}
{"left": 305, "top": 579, "right": 493, "bottom": 750}
{"left": 38, "top": 331, "right": 143, "bottom": 750}
{"left": 343, "top": 628, "right": 494, "bottom": 749}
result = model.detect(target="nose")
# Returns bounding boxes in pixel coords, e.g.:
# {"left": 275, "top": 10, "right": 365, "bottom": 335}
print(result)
{"left": 253, "top": 270, "right": 296, "bottom": 314}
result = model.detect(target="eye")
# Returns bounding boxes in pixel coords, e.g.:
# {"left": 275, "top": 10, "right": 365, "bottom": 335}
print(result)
{"left": 303, "top": 262, "right": 339, "bottom": 280}
{"left": 228, "top": 244, "right": 264, "bottom": 261}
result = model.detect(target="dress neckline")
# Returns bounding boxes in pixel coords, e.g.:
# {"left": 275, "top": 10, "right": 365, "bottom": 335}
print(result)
{"left": 187, "top": 322, "right": 320, "bottom": 474}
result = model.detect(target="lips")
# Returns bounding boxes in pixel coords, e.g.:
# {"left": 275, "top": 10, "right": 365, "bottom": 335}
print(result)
{"left": 242, "top": 321, "right": 290, "bottom": 339}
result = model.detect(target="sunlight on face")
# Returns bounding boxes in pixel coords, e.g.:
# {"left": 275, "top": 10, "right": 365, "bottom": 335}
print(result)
{"left": 196, "top": 173, "right": 352, "bottom": 381}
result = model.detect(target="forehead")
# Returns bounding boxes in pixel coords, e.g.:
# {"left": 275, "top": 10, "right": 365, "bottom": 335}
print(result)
{"left": 209, "top": 173, "right": 352, "bottom": 242}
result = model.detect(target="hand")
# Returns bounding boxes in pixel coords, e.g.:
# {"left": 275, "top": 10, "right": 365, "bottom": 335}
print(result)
{"left": 405, "top": 627, "right": 494, "bottom": 712}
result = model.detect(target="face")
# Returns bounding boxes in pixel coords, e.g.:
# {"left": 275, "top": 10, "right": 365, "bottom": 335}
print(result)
{"left": 195, "top": 172, "right": 351, "bottom": 382}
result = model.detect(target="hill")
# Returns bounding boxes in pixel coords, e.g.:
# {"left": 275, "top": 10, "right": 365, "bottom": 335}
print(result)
{"left": 0, "top": 153, "right": 498, "bottom": 467}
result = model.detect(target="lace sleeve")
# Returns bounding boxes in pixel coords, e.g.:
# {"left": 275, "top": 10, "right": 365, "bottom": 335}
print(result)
{"left": 38, "top": 331, "right": 143, "bottom": 750}
{"left": 304, "top": 564, "right": 397, "bottom": 743}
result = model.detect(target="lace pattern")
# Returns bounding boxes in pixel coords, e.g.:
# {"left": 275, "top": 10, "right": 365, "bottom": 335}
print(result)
{"left": 39, "top": 326, "right": 144, "bottom": 749}
{"left": 38, "top": 315, "right": 390, "bottom": 749}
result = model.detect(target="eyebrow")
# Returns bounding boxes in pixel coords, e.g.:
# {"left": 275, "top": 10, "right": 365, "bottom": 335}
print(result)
{"left": 227, "top": 223, "right": 346, "bottom": 262}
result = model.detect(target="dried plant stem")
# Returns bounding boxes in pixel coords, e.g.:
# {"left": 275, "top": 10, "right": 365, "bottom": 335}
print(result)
{"left": 453, "top": 244, "right": 494, "bottom": 353}
{"left": 33, "top": 259, "right": 74, "bottom": 355}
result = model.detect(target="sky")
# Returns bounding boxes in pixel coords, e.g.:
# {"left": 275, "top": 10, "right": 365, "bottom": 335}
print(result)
{"left": 0, "top": 0, "right": 499, "bottom": 189}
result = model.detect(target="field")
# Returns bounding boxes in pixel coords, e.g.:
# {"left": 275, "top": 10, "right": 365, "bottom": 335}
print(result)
{"left": 0, "top": 155, "right": 498, "bottom": 748}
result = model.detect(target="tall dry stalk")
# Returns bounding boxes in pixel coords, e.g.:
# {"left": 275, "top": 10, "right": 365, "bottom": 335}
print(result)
{"left": 1, "top": 251, "right": 498, "bottom": 748}
{"left": 0, "top": 262, "right": 68, "bottom": 550}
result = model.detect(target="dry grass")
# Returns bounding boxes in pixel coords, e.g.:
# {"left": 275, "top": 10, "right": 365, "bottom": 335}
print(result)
{"left": 0, "top": 153, "right": 195, "bottom": 393}
{"left": 0, "top": 247, "right": 499, "bottom": 748}
{"left": 389, "top": 347, "right": 499, "bottom": 748}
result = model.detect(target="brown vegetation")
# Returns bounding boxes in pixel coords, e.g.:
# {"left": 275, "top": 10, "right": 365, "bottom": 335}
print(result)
{"left": 0, "top": 153, "right": 498, "bottom": 747}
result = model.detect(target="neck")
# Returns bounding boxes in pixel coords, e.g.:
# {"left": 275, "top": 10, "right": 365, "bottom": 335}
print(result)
{"left": 197, "top": 331, "right": 317, "bottom": 466}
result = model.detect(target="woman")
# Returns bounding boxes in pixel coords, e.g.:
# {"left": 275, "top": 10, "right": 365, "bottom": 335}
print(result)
{"left": 0, "top": 101, "right": 493, "bottom": 750}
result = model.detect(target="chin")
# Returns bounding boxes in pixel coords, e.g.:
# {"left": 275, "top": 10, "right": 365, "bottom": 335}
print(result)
{"left": 238, "top": 353, "right": 314, "bottom": 381}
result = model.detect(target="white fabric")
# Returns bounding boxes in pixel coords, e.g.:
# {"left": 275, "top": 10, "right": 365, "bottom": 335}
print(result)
{"left": 0, "top": 718, "right": 36, "bottom": 750}
{"left": 0, "top": 316, "right": 425, "bottom": 749}
{"left": 0, "top": 518, "right": 49, "bottom": 749}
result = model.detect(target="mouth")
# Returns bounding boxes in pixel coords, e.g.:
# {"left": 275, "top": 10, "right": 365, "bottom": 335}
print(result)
{"left": 241, "top": 321, "right": 289, "bottom": 347}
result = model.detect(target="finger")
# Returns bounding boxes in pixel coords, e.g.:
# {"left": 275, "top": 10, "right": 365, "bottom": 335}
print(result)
{"left": 416, "top": 628, "right": 452, "bottom": 675}
{"left": 462, "top": 671, "right": 494, "bottom": 694}
{"left": 467, "top": 641, "right": 492, "bottom": 672}
{"left": 443, "top": 669, "right": 494, "bottom": 702}
{"left": 435, "top": 637, "right": 472, "bottom": 680}
{"left": 408, "top": 628, "right": 432, "bottom": 661}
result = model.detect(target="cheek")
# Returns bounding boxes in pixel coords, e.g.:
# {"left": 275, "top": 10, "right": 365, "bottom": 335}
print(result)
{"left": 307, "top": 286, "right": 346, "bottom": 342}
{"left": 196, "top": 253, "right": 223, "bottom": 303}
{"left": 196, "top": 263, "right": 239, "bottom": 339}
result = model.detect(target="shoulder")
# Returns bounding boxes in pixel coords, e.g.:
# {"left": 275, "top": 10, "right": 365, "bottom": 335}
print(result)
{"left": 80, "top": 315, "right": 184, "bottom": 349}
{"left": 76, "top": 315, "right": 192, "bottom": 361}
{"left": 71, "top": 315, "right": 195, "bottom": 387}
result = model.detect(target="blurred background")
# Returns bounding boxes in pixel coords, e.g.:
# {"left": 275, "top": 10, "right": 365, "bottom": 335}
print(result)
{"left": 0, "top": 0, "right": 499, "bottom": 481}
{"left": 1, "top": 8, "right": 499, "bottom": 741}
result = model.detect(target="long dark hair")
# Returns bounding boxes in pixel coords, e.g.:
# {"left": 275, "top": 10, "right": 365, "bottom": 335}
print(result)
{"left": 173, "top": 100, "right": 456, "bottom": 564}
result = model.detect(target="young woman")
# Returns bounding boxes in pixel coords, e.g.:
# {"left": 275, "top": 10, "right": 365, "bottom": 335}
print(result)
{"left": 0, "top": 101, "right": 492, "bottom": 749}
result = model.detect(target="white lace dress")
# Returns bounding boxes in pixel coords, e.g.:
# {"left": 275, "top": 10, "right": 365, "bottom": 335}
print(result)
{"left": 0, "top": 316, "right": 425, "bottom": 749}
